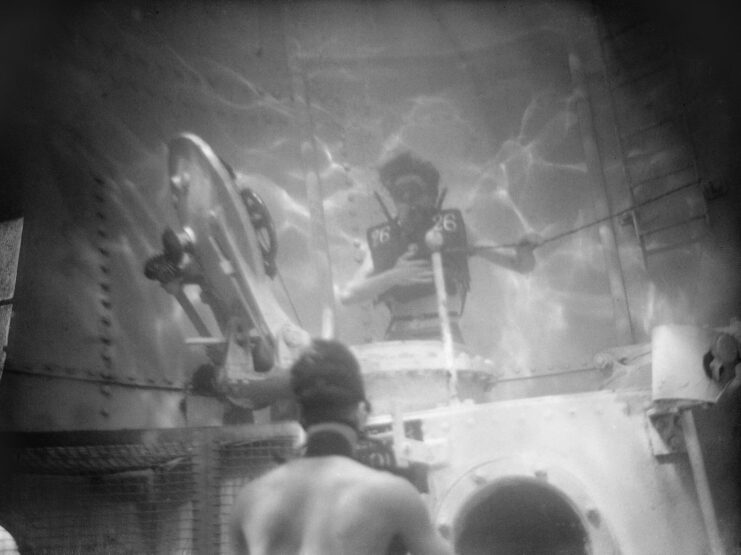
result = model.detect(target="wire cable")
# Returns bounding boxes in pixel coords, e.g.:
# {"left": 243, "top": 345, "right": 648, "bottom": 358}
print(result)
{"left": 476, "top": 179, "right": 702, "bottom": 251}
{"left": 276, "top": 267, "right": 303, "bottom": 328}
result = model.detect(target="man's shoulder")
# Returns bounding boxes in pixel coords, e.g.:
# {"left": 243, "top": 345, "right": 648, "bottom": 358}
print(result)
{"left": 356, "top": 464, "right": 420, "bottom": 497}
{"left": 301, "top": 456, "right": 411, "bottom": 490}
{"left": 315, "top": 455, "right": 398, "bottom": 482}
{"left": 238, "top": 457, "right": 413, "bottom": 493}
{"left": 236, "top": 462, "right": 292, "bottom": 497}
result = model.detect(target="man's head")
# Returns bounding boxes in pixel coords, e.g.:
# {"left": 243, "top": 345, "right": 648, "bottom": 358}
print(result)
{"left": 290, "top": 339, "right": 369, "bottom": 430}
{"left": 379, "top": 150, "right": 439, "bottom": 205}
{"left": 379, "top": 151, "right": 440, "bottom": 237}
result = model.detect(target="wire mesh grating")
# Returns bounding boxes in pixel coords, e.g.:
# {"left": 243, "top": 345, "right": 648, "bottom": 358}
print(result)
{"left": 0, "top": 424, "right": 301, "bottom": 554}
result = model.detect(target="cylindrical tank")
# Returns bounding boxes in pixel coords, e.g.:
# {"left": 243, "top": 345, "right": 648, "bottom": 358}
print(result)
{"left": 351, "top": 340, "right": 495, "bottom": 416}
{"left": 0, "top": 139, "right": 204, "bottom": 431}
{"left": 425, "top": 390, "right": 711, "bottom": 554}
{"left": 652, "top": 324, "right": 723, "bottom": 405}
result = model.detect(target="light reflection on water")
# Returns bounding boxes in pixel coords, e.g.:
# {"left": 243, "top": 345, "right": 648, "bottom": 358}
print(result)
{"left": 7, "top": 1, "right": 728, "bottom": 404}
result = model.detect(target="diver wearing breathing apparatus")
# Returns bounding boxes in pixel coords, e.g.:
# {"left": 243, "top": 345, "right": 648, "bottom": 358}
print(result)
{"left": 339, "top": 150, "right": 540, "bottom": 342}
{"left": 229, "top": 339, "right": 452, "bottom": 555}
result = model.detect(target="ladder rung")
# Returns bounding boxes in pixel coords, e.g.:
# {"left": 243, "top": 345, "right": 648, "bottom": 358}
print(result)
{"left": 638, "top": 214, "right": 706, "bottom": 238}
{"left": 631, "top": 153, "right": 689, "bottom": 183}
{"left": 605, "top": 40, "right": 671, "bottom": 77}
{"left": 620, "top": 115, "right": 683, "bottom": 144}
{"left": 601, "top": 17, "right": 649, "bottom": 43}
{"left": 644, "top": 234, "right": 706, "bottom": 257}
{"left": 633, "top": 180, "right": 700, "bottom": 208}
{"left": 630, "top": 166, "right": 697, "bottom": 193}
{"left": 185, "top": 337, "right": 226, "bottom": 346}
{"left": 624, "top": 146, "right": 692, "bottom": 169}
{"left": 612, "top": 62, "right": 672, "bottom": 90}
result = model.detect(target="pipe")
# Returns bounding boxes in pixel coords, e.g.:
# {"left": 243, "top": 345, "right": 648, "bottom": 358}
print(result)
{"left": 0, "top": 217, "right": 23, "bottom": 377}
{"left": 680, "top": 409, "right": 725, "bottom": 555}
{"left": 286, "top": 59, "right": 337, "bottom": 340}
{"left": 568, "top": 44, "right": 635, "bottom": 345}
{"left": 427, "top": 229, "right": 457, "bottom": 401}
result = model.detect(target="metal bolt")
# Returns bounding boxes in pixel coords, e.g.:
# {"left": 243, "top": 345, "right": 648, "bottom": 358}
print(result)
{"left": 170, "top": 172, "right": 188, "bottom": 190}
{"left": 668, "top": 435, "right": 684, "bottom": 450}
{"left": 654, "top": 417, "right": 667, "bottom": 432}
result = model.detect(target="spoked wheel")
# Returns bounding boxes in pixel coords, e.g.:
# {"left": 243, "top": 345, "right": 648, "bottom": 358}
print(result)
{"left": 240, "top": 188, "right": 278, "bottom": 278}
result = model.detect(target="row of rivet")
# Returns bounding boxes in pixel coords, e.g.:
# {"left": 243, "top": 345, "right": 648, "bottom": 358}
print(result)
{"left": 423, "top": 396, "right": 649, "bottom": 440}
{"left": 76, "top": 25, "right": 279, "bottom": 101}
{"left": 4, "top": 363, "right": 183, "bottom": 389}
{"left": 93, "top": 173, "right": 115, "bottom": 410}
{"left": 73, "top": 22, "right": 292, "bottom": 130}
{"left": 464, "top": 468, "right": 602, "bottom": 527}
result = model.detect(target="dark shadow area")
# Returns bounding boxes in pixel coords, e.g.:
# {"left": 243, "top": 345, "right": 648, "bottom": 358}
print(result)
{"left": 456, "top": 479, "right": 588, "bottom": 555}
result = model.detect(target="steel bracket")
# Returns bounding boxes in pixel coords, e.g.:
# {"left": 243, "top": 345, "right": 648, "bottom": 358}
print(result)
{"left": 393, "top": 436, "right": 449, "bottom": 468}
{"left": 646, "top": 406, "right": 687, "bottom": 458}
{"left": 391, "top": 405, "right": 449, "bottom": 468}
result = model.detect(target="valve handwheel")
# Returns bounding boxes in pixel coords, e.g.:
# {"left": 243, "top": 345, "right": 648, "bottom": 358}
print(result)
{"left": 240, "top": 188, "right": 278, "bottom": 279}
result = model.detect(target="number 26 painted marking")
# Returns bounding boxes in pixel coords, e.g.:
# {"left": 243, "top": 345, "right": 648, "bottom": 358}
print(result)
{"left": 433, "top": 213, "right": 458, "bottom": 232}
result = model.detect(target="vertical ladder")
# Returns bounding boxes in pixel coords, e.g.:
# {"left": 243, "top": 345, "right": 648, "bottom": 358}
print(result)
{"left": 0, "top": 218, "right": 23, "bottom": 377}
{"left": 596, "top": 10, "right": 708, "bottom": 268}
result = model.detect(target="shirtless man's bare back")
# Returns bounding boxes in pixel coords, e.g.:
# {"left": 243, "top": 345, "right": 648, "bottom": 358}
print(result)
{"left": 229, "top": 339, "right": 451, "bottom": 555}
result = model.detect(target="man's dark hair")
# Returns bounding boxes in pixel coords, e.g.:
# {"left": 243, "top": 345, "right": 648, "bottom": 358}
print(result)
{"left": 378, "top": 150, "right": 439, "bottom": 196}
{"left": 290, "top": 339, "right": 367, "bottom": 427}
